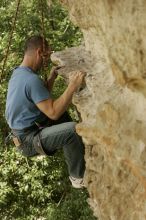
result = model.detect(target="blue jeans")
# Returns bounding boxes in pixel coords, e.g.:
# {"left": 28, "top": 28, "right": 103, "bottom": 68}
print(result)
{"left": 39, "top": 122, "right": 85, "bottom": 178}
{"left": 14, "top": 114, "right": 85, "bottom": 178}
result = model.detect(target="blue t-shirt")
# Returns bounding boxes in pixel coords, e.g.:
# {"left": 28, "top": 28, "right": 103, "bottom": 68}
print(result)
{"left": 5, "top": 66, "right": 51, "bottom": 129}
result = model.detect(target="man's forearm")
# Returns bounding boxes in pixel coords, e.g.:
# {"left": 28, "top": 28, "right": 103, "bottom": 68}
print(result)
{"left": 46, "top": 75, "right": 56, "bottom": 91}
{"left": 46, "top": 67, "right": 58, "bottom": 91}
{"left": 36, "top": 71, "right": 85, "bottom": 121}
{"left": 52, "top": 84, "right": 75, "bottom": 119}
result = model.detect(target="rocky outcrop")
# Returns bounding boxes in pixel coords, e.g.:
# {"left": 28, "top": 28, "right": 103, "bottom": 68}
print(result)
{"left": 51, "top": 1, "right": 146, "bottom": 219}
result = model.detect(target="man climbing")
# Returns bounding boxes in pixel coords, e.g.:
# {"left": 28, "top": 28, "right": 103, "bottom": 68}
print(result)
{"left": 5, "top": 35, "right": 85, "bottom": 188}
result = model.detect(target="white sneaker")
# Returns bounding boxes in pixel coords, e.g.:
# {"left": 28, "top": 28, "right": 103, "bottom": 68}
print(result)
{"left": 69, "top": 176, "right": 85, "bottom": 189}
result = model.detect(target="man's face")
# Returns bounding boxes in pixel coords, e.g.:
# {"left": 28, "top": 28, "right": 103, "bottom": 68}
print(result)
{"left": 36, "top": 47, "right": 52, "bottom": 71}
{"left": 42, "top": 49, "right": 52, "bottom": 67}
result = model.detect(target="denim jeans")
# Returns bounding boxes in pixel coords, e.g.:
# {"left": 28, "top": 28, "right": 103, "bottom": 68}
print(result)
{"left": 14, "top": 113, "right": 85, "bottom": 178}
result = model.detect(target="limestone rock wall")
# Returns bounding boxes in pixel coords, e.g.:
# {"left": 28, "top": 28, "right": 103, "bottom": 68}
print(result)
{"left": 51, "top": 1, "right": 146, "bottom": 219}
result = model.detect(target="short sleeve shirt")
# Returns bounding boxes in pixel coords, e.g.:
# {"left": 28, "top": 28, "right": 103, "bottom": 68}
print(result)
{"left": 5, "top": 66, "right": 51, "bottom": 129}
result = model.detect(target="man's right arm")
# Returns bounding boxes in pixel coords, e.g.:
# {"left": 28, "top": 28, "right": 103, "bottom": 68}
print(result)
{"left": 36, "top": 71, "right": 85, "bottom": 120}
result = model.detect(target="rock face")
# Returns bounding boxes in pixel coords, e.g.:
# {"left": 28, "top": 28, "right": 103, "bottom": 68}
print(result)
{"left": 51, "top": 1, "right": 146, "bottom": 219}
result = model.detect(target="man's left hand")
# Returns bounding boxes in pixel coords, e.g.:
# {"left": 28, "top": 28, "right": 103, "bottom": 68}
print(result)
{"left": 50, "top": 66, "right": 63, "bottom": 79}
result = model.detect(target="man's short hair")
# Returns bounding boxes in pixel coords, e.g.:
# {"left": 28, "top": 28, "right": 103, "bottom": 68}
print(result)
{"left": 24, "top": 35, "right": 48, "bottom": 53}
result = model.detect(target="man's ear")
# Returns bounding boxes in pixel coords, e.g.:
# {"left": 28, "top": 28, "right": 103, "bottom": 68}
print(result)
{"left": 36, "top": 48, "right": 42, "bottom": 56}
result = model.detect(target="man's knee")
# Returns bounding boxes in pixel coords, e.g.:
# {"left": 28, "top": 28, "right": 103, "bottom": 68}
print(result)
{"left": 65, "top": 121, "right": 77, "bottom": 133}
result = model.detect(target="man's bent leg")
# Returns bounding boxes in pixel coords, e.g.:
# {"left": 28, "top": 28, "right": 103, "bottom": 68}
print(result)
{"left": 39, "top": 122, "right": 85, "bottom": 178}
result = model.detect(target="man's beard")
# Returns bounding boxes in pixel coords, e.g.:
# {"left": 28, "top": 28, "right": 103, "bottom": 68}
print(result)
{"left": 36, "top": 59, "right": 48, "bottom": 72}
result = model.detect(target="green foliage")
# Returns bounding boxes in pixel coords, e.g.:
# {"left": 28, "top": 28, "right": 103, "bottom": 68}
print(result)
{"left": 0, "top": 145, "right": 66, "bottom": 219}
{"left": 0, "top": 0, "right": 96, "bottom": 219}
{"left": 47, "top": 190, "right": 96, "bottom": 220}
{"left": 0, "top": 144, "right": 96, "bottom": 220}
